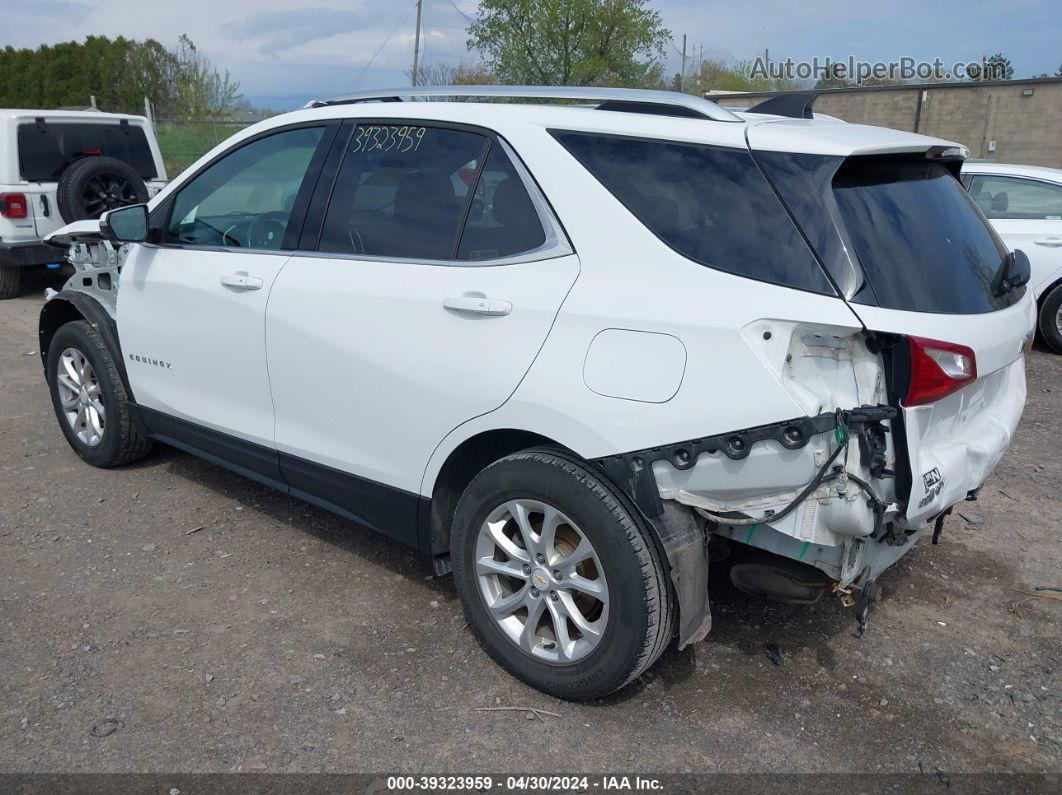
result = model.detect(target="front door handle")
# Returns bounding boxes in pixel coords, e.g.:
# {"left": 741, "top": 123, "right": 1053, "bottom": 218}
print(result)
{"left": 443, "top": 296, "right": 512, "bottom": 316}
{"left": 1034, "top": 237, "right": 1062, "bottom": 247}
{"left": 220, "top": 272, "right": 263, "bottom": 291}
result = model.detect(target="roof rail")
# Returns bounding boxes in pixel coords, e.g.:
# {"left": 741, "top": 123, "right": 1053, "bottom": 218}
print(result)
{"left": 304, "top": 85, "right": 743, "bottom": 123}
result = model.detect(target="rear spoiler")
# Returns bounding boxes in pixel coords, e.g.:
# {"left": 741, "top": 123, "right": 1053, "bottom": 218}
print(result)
{"left": 745, "top": 92, "right": 818, "bottom": 120}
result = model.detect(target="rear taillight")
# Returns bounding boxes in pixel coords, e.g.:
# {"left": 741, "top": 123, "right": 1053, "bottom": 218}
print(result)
{"left": 0, "top": 193, "right": 28, "bottom": 219}
{"left": 904, "top": 336, "right": 977, "bottom": 406}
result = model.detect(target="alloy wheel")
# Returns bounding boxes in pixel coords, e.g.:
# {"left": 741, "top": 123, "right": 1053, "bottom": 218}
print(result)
{"left": 56, "top": 347, "right": 105, "bottom": 447}
{"left": 81, "top": 173, "right": 139, "bottom": 217}
{"left": 475, "top": 499, "right": 609, "bottom": 664}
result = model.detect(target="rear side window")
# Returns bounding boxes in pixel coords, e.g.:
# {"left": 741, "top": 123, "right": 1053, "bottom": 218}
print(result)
{"left": 968, "top": 174, "right": 1062, "bottom": 220}
{"left": 18, "top": 122, "right": 157, "bottom": 181}
{"left": 318, "top": 125, "right": 490, "bottom": 260}
{"left": 833, "top": 159, "right": 1018, "bottom": 314}
{"left": 458, "top": 143, "right": 547, "bottom": 261}
{"left": 550, "top": 130, "right": 834, "bottom": 295}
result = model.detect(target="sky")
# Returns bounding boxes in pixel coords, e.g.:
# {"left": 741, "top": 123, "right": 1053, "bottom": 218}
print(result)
{"left": 4, "top": 0, "right": 1060, "bottom": 110}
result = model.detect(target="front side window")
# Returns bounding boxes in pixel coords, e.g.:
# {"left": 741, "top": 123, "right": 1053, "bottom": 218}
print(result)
{"left": 164, "top": 126, "right": 326, "bottom": 250}
{"left": 550, "top": 130, "right": 834, "bottom": 294}
{"left": 968, "top": 175, "right": 1062, "bottom": 220}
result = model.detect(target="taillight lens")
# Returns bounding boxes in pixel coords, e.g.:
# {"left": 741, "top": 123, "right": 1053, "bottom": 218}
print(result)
{"left": 0, "top": 193, "right": 28, "bottom": 219}
{"left": 904, "top": 336, "right": 977, "bottom": 406}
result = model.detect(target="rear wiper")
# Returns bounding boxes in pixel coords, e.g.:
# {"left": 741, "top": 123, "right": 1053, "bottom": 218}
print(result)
{"left": 991, "top": 250, "right": 1031, "bottom": 297}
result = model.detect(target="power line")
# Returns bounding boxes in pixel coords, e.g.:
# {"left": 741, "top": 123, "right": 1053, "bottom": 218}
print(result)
{"left": 349, "top": 0, "right": 419, "bottom": 89}
{"left": 444, "top": 0, "right": 475, "bottom": 24}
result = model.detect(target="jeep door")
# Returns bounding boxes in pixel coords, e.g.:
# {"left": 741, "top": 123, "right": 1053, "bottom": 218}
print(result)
{"left": 117, "top": 123, "right": 336, "bottom": 464}
{"left": 264, "top": 120, "right": 578, "bottom": 545}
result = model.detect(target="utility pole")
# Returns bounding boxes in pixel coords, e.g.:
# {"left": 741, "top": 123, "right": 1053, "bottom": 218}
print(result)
{"left": 411, "top": 0, "right": 423, "bottom": 86}
{"left": 680, "top": 34, "right": 687, "bottom": 93}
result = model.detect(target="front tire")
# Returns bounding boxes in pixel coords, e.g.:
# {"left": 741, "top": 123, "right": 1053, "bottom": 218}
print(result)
{"left": 1038, "top": 284, "right": 1062, "bottom": 354}
{"left": 46, "top": 320, "right": 153, "bottom": 467}
{"left": 451, "top": 448, "right": 674, "bottom": 699}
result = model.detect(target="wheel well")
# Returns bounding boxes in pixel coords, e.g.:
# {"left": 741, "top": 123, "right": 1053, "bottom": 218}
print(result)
{"left": 38, "top": 298, "right": 86, "bottom": 368}
{"left": 39, "top": 292, "right": 134, "bottom": 399}
{"left": 1039, "top": 277, "right": 1062, "bottom": 309}
{"left": 429, "top": 429, "right": 555, "bottom": 561}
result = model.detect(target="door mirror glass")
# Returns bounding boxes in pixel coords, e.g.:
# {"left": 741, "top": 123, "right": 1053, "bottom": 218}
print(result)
{"left": 100, "top": 203, "right": 149, "bottom": 243}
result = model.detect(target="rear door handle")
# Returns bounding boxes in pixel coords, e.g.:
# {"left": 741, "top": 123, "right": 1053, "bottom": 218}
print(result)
{"left": 443, "top": 296, "right": 512, "bottom": 316}
{"left": 220, "top": 272, "right": 263, "bottom": 291}
{"left": 1034, "top": 237, "right": 1062, "bottom": 247}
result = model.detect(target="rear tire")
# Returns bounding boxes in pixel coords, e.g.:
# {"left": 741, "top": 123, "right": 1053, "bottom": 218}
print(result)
{"left": 46, "top": 320, "right": 153, "bottom": 467}
{"left": 0, "top": 265, "right": 21, "bottom": 299}
{"left": 451, "top": 447, "right": 674, "bottom": 700}
{"left": 1038, "top": 284, "right": 1062, "bottom": 355}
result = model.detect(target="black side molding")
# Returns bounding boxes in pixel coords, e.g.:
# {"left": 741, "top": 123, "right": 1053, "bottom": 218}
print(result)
{"left": 138, "top": 407, "right": 426, "bottom": 550}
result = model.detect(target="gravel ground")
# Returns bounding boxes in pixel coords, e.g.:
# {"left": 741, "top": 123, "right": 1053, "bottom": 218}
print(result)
{"left": 1, "top": 270, "right": 1059, "bottom": 775}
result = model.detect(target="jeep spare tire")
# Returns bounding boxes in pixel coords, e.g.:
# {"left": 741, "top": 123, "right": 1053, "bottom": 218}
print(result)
{"left": 57, "top": 156, "right": 149, "bottom": 223}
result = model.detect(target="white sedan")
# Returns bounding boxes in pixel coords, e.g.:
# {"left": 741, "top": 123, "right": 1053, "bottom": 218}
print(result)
{"left": 963, "top": 162, "right": 1062, "bottom": 352}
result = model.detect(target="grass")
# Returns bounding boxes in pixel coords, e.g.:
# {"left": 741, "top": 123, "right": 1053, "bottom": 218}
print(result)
{"left": 155, "top": 120, "right": 251, "bottom": 179}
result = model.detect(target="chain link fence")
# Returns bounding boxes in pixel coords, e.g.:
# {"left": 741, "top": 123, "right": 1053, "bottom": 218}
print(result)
{"left": 154, "top": 118, "right": 255, "bottom": 178}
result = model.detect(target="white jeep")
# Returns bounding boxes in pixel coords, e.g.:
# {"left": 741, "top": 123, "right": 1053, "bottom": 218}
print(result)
{"left": 0, "top": 108, "right": 167, "bottom": 298}
{"left": 39, "top": 87, "right": 1034, "bottom": 699}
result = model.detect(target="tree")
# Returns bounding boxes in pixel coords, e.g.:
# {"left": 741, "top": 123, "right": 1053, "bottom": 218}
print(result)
{"left": 814, "top": 62, "right": 849, "bottom": 90}
{"left": 0, "top": 35, "right": 240, "bottom": 118}
{"left": 968, "top": 53, "right": 1013, "bottom": 81}
{"left": 1056, "top": 64, "right": 1062, "bottom": 77}
{"left": 406, "top": 60, "right": 497, "bottom": 86}
{"left": 693, "top": 58, "right": 807, "bottom": 94}
{"left": 172, "top": 34, "right": 242, "bottom": 119}
{"left": 120, "top": 39, "right": 180, "bottom": 116}
{"left": 467, "top": 0, "right": 670, "bottom": 87}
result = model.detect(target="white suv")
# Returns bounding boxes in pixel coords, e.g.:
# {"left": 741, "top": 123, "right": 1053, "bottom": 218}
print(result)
{"left": 961, "top": 162, "right": 1062, "bottom": 353}
{"left": 0, "top": 109, "right": 167, "bottom": 298}
{"left": 40, "top": 87, "right": 1035, "bottom": 699}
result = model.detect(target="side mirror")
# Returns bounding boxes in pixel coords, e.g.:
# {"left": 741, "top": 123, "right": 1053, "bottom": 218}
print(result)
{"left": 100, "top": 204, "right": 149, "bottom": 244}
{"left": 1009, "top": 249, "right": 1031, "bottom": 289}
{"left": 992, "top": 249, "right": 1031, "bottom": 297}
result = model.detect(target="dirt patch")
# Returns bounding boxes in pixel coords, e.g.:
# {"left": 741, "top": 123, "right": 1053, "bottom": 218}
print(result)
{"left": 1, "top": 274, "right": 1058, "bottom": 773}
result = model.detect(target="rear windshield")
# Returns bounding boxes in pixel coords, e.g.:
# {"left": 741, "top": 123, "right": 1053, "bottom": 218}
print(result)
{"left": 832, "top": 158, "right": 1017, "bottom": 314}
{"left": 551, "top": 130, "right": 834, "bottom": 295}
{"left": 18, "top": 122, "right": 157, "bottom": 181}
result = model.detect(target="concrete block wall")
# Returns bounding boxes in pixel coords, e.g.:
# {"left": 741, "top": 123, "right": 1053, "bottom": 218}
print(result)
{"left": 715, "top": 79, "right": 1062, "bottom": 168}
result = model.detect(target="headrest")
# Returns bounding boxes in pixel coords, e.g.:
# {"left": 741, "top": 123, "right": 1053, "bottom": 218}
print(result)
{"left": 395, "top": 171, "right": 456, "bottom": 224}
{"left": 492, "top": 177, "right": 536, "bottom": 229}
